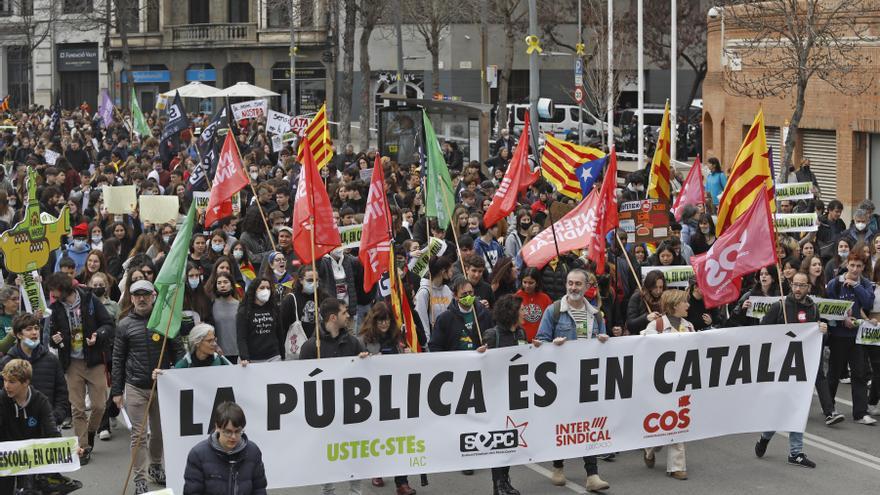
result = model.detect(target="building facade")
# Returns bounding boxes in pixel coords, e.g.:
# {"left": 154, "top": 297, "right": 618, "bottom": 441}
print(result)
{"left": 702, "top": 8, "right": 880, "bottom": 211}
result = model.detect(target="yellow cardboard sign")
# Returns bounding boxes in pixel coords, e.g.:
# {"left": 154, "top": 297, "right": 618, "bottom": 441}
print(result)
{"left": 103, "top": 185, "right": 138, "bottom": 214}
{"left": 139, "top": 195, "right": 179, "bottom": 225}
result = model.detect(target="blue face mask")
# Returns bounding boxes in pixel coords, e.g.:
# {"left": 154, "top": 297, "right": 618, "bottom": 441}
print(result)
{"left": 188, "top": 277, "right": 201, "bottom": 289}
{"left": 23, "top": 338, "right": 39, "bottom": 350}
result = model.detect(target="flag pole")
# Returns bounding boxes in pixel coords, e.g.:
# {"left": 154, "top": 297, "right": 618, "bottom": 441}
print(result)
{"left": 615, "top": 234, "right": 653, "bottom": 313}
{"left": 119, "top": 284, "right": 180, "bottom": 495}
{"left": 309, "top": 214, "right": 322, "bottom": 359}
{"left": 769, "top": 195, "right": 789, "bottom": 324}
{"left": 440, "top": 191, "right": 484, "bottom": 346}
{"left": 229, "top": 126, "right": 277, "bottom": 252}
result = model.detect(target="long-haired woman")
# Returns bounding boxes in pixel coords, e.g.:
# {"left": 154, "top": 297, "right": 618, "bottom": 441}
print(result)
{"left": 236, "top": 276, "right": 282, "bottom": 365}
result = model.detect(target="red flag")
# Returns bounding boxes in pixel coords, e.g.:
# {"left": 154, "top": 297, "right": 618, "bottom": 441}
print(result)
{"left": 587, "top": 148, "right": 619, "bottom": 274}
{"left": 672, "top": 156, "right": 705, "bottom": 221}
{"left": 521, "top": 189, "right": 601, "bottom": 269}
{"left": 691, "top": 196, "right": 776, "bottom": 308}
{"left": 359, "top": 156, "right": 392, "bottom": 291}
{"left": 204, "top": 132, "right": 249, "bottom": 226}
{"left": 292, "top": 134, "right": 341, "bottom": 264}
{"left": 484, "top": 113, "right": 538, "bottom": 227}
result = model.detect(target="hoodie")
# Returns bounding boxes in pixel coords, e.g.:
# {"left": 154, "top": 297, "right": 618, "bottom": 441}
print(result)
{"left": 54, "top": 241, "right": 91, "bottom": 273}
{"left": 0, "top": 386, "right": 60, "bottom": 441}
{"left": 0, "top": 344, "right": 69, "bottom": 424}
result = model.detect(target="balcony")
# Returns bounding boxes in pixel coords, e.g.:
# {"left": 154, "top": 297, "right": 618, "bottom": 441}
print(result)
{"left": 169, "top": 23, "right": 258, "bottom": 48}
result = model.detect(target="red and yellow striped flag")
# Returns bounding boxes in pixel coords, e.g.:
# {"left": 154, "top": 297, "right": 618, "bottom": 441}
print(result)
{"left": 389, "top": 245, "right": 420, "bottom": 353}
{"left": 646, "top": 100, "right": 672, "bottom": 202}
{"left": 0, "top": 96, "right": 9, "bottom": 112}
{"left": 541, "top": 134, "right": 605, "bottom": 199}
{"left": 296, "top": 103, "right": 333, "bottom": 169}
{"left": 716, "top": 109, "right": 775, "bottom": 236}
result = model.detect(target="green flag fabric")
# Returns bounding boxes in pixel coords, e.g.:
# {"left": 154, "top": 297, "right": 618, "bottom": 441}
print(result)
{"left": 148, "top": 202, "right": 196, "bottom": 339}
{"left": 422, "top": 110, "right": 454, "bottom": 230}
{"left": 130, "top": 87, "right": 151, "bottom": 138}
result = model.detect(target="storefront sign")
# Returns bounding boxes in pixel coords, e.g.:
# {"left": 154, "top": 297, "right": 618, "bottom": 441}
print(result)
{"left": 122, "top": 71, "right": 172, "bottom": 84}
{"left": 57, "top": 45, "right": 98, "bottom": 71}
{"left": 185, "top": 69, "right": 217, "bottom": 82}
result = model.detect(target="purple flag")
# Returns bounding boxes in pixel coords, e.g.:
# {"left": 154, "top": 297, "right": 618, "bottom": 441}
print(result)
{"left": 98, "top": 90, "right": 113, "bottom": 127}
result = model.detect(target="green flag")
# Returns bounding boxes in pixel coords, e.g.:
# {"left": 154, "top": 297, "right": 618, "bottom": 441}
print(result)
{"left": 423, "top": 110, "right": 454, "bottom": 229}
{"left": 148, "top": 202, "right": 196, "bottom": 339}
{"left": 130, "top": 87, "right": 151, "bottom": 138}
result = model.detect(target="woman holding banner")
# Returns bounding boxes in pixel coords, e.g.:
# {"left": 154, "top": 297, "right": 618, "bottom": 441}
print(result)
{"left": 640, "top": 289, "right": 692, "bottom": 480}
{"left": 626, "top": 271, "right": 666, "bottom": 334}
{"left": 728, "top": 266, "right": 784, "bottom": 327}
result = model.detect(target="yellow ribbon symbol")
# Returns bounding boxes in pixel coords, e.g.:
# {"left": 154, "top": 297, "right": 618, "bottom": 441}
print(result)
{"left": 576, "top": 43, "right": 586, "bottom": 56}
{"left": 289, "top": 46, "right": 299, "bottom": 57}
{"left": 525, "top": 35, "right": 543, "bottom": 54}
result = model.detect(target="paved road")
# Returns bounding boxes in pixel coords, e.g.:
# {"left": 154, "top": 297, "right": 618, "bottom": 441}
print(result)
{"left": 72, "top": 385, "right": 879, "bottom": 494}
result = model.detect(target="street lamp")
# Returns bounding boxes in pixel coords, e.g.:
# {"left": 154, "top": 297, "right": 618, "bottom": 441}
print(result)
{"left": 708, "top": 6, "right": 726, "bottom": 67}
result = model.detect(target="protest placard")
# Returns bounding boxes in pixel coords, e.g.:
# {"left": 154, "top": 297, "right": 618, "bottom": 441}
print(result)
{"left": 266, "top": 110, "right": 293, "bottom": 135}
{"left": 339, "top": 224, "right": 363, "bottom": 249}
{"left": 19, "top": 270, "right": 50, "bottom": 317}
{"left": 774, "top": 213, "right": 818, "bottom": 233}
{"left": 231, "top": 99, "right": 268, "bottom": 120}
{"left": 139, "top": 195, "right": 179, "bottom": 225}
{"left": 619, "top": 199, "right": 670, "bottom": 244}
{"left": 0, "top": 437, "right": 80, "bottom": 477}
{"left": 408, "top": 237, "right": 448, "bottom": 277}
{"left": 746, "top": 296, "right": 783, "bottom": 319}
{"left": 775, "top": 182, "right": 814, "bottom": 201}
{"left": 812, "top": 297, "right": 855, "bottom": 321}
{"left": 102, "top": 185, "right": 138, "bottom": 214}
{"left": 856, "top": 321, "right": 880, "bottom": 345}
{"left": 640, "top": 265, "right": 695, "bottom": 288}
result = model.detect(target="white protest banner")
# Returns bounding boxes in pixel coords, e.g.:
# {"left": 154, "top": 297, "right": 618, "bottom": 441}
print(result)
{"left": 291, "top": 116, "right": 310, "bottom": 137}
{"left": 266, "top": 110, "right": 293, "bottom": 135}
{"left": 641, "top": 265, "right": 695, "bottom": 288}
{"left": 775, "top": 182, "right": 814, "bottom": 201}
{"left": 231, "top": 99, "right": 268, "bottom": 120}
{"left": 159, "top": 323, "right": 821, "bottom": 493}
{"left": 339, "top": 224, "right": 364, "bottom": 249}
{"left": 139, "top": 195, "right": 179, "bottom": 225}
{"left": 44, "top": 149, "right": 59, "bottom": 165}
{"left": 812, "top": 298, "right": 854, "bottom": 321}
{"left": 856, "top": 321, "right": 880, "bottom": 345}
{"left": 746, "top": 296, "right": 782, "bottom": 319}
{"left": 19, "top": 271, "right": 49, "bottom": 317}
{"left": 774, "top": 213, "right": 818, "bottom": 233}
{"left": 0, "top": 437, "right": 80, "bottom": 476}
{"left": 192, "top": 191, "right": 210, "bottom": 211}
{"left": 408, "top": 237, "right": 448, "bottom": 277}
{"left": 102, "top": 185, "right": 138, "bottom": 214}
{"left": 271, "top": 134, "right": 284, "bottom": 152}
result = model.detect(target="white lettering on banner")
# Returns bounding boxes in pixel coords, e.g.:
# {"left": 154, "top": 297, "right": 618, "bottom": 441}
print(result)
{"left": 159, "top": 323, "right": 821, "bottom": 492}
{"left": 706, "top": 231, "right": 748, "bottom": 286}
{"left": 232, "top": 99, "right": 268, "bottom": 120}
{"left": 526, "top": 209, "right": 597, "bottom": 253}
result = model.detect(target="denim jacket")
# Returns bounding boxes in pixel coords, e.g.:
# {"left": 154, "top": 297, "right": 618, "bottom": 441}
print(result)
{"left": 535, "top": 296, "right": 606, "bottom": 341}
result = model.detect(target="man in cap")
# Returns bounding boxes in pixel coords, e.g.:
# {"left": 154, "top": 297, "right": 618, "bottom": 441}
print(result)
{"left": 112, "top": 280, "right": 184, "bottom": 494}
{"left": 55, "top": 222, "right": 91, "bottom": 273}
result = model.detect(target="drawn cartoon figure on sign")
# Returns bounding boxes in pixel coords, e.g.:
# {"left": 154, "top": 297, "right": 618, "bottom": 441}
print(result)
{"left": 0, "top": 168, "right": 70, "bottom": 273}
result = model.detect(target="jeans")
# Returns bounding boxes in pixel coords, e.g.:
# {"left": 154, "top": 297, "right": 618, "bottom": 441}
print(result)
{"left": 762, "top": 431, "right": 803, "bottom": 456}
{"left": 552, "top": 456, "right": 598, "bottom": 476}
{"left": 828, "top": 336, "right": 869, "bottom": 419}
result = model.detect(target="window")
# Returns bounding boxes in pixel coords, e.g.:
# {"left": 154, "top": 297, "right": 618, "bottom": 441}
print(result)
{"left": 147, "top": 0, "right": 160, "bottom": 31}
{"left": 7, "top": 46, "right": 30, "bottom": 107}
{"left": 63, "top": 0, "right": 93, "bottom": 14}
{"left": 22, "top": 0, "right": 33, "bottom": 15}
{"left": 0, "top": 0, "right": 13, "bottom": 16}
{"left": 190, "top": 0, "right": 210, "bottom": 24}
{"left": 267, "top": 1, "right": 290, "bottom": 28}
{"left": 297, "top": 0, "right": 314, "bottom": 27}
{"left": 228, "top": 0, "right": 248, "bottom": 23}
{"left": 119, "top": 0, "right": 139, "bottom": 33}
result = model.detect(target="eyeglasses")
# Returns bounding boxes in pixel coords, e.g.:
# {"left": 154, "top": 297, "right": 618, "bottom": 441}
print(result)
{"left": 219, "top": 427, "right": 243, "bottom": 438}
{"left": 791, "top": 283, "right": 811, "bottom": 288}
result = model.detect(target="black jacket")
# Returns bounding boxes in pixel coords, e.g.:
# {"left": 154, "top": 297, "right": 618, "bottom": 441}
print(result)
{"left": 47, "top": 288, "right": 115, "bottom": 370}
{"left": 111, "top": 311, "right": 184, "bottom": 396}
{"left": 236, "top": 304, "right": 282, "bottom": 361}
{"left": 0, "top": 344, "right": 68, "bottom": 424}
{"left": 760, "top": 294, "right": 819, "bottom": 325}
{"left": 183, "top": 433, "right": 267, "bottom": 495}
{"left": 540, "top": 255, "right": 585, "bottom": 302}
{"left": 0, "top": 387, "right": 60, "bottom": 441}
{"left": 428, "top": 301, "right": 493, "bottom": 352}
{"left": 483, "top": 325, "right": 526, "bottom": 349}
{"left": 299, "top": 326, "right": 365, "bottom": 360}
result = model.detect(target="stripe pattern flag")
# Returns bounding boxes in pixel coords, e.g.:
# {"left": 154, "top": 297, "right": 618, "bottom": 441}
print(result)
{"left": 716, "top": 109, "right": 775, "bottom": 236}
{"left": 148, "top": 202, "right": 196, "bottom": 339}
{"left": 646, "top": 100, "right": 672, "bottom": 202}
{"left": 423, "top": 110, "right": 455, "bottom": 229}
{"left": 541, "top": 135, "right": 605, "bottom": 199}
{"left": 296, "top": 103, "right": 333, "bottom": 169}
{"left": 389, "top": 244, "right": 420, "bottom": 353}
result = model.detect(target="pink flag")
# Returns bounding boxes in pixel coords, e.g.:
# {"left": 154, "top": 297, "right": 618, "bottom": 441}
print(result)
{"left": 521, "top": 190, "right": 601, "bottom": 269}
{"left": 672, "top": 156, "right": 705, "bottom": 221}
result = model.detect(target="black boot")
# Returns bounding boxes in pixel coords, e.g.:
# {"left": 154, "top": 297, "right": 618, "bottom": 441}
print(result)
{"left": 493, "top": 477, "right": 520, "bottom": 495}
{"left": 501, "top": 475, "right": 520, "bottom": 495}
{"left": 87, "top": 431, "right": 96, "bottom": 449}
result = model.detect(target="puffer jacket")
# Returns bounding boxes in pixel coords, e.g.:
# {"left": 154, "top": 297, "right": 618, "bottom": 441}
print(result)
{"left": 316, "top": 254, "right": 359, "bottom": 317}
{"left": 183, "top": 432, "right": 267, "bottom": 495}
{"left": 0, "top": 344, "right": 69, "bottom": 424}
{"left": 47, "top": 288, "right": 115, "bottom": 370}
{"left": 428, "top": 301, "right": 494, "bottom": 352}
{"left": 111, "top": 311, "right": 184, "bottom": 396}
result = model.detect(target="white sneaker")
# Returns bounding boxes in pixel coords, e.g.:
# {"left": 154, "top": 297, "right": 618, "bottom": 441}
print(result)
{"left": 840, "top": 377, "right": 851, "bottom": 384}
{"left": 868, "top": 405, "right": 880, "bottom": 416}
{"left": 856, "top": 415, "right": 877, "bottom": 425}
{"left": 98, "top": 429, "right": 111, "bottom": 441}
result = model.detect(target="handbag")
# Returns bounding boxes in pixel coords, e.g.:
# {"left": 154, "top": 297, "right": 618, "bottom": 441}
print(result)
{"left": 284, "top": 295, "right": 308, "bottom": 360}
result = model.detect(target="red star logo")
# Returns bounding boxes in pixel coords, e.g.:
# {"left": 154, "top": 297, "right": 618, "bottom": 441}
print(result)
{"left": 506, "top": 416, "right": 528, "bottom": 448}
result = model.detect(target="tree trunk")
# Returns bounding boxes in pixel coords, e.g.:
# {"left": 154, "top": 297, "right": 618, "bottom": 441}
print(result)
{"left": 116, "top": 0, "right": 133, "bottom": 109}
{"left": 337, "top": 0, "right": 357, "bottom": 147}
{"left": 430, "top": 30, "right": 440, "bottom": 95}
{"left": 496, "top": 20, "right": 516, "bottom": 137}
{"left": 780, "top": 77, "right": 807, "bottom": 184}
{"left": 328, "top": 0, "right": 340, "bottom": 132}
{"left": 358, "top": 20, "right": 376, "bottom": 151}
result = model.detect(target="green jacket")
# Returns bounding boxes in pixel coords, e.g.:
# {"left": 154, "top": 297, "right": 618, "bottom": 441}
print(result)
{"left": 174, "top": 352, "right": 232, "bottom": 368}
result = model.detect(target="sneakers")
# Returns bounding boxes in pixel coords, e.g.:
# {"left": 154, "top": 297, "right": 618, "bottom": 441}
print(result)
{"left": 597, "top": 452, "right": 616, "bottom": 461}
{"left": 667, "top": 471, "right": 688, "bottom": 480}
{"left": 868, "top": 404, "right": 880, "bottom": 416}
{"left": 550, "top": 466, "right": 566, "bottom": 486}
{"left": 825, "top": 412, "right": 845, "bottom": 426}
{"left": 643, "top": 449, "right": 655, "bottom": 468}
{"left": 585, "top": 474, "right": 610, "bottom": 492}
{"left": 148, "top": 463, "right": 166, "bottom": 485}
{"left": 35, "top": 473, "right": 83, "bottom": 494}
{"left": 98, "top": 429, "right": 111, "bottom": 441}
{"left": 61, "top": 417, "right": 72, "bottom": 430}
{"left": 840, "top": 377, "right": 851, "bottom": 384}
{"left": 788, "top": 453, "right": 816, "bottom": 468}
{"left": 856, "top": 415, "right": 877, "bottom": 425}
{"left": 755, "top": 437, "right": 770, "bottom": 458}
{"left": 396, "top": 483, "right": 417, "bottom": 495}
{"left": 134, "top": 479, "right": 149, "bottom": 494}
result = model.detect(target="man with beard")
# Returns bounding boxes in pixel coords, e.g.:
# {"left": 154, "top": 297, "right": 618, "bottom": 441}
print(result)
{"left": 534, "top": 269, "right": 610, "bottom": 492}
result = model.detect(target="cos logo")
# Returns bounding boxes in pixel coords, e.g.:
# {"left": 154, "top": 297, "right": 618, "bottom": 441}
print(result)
{"left": 643, "top": 395, "right": 691, "bottom": 434}
{"left": 705, "top": 231, "right": 748, "bottom": 286}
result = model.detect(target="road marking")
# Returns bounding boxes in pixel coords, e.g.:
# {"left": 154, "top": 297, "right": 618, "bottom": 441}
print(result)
{"left": 523, "top": 462, "right": 584, "bottom": 493}
{"left": 780, "top": 432, "right": 880, "bottom": 472}
{"left": 814, "top": 391, "right": 854, "bottom": 408}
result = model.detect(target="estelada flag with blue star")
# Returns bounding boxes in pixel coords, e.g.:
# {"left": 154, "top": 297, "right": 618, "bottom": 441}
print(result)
{"left": 575, "top": 156, "right": 607, "bottom": 198}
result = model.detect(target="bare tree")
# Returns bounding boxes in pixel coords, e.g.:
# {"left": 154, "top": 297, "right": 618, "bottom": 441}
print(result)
{"left": 644, "top": 1, "right": 707, "bottom": 119}
{"left": 721, "top": 0, "right": 875, "bottom": 182}
{"left": 491, "top": 0, "right": 526, "bottom": 136}
{"left": 4, "top": 0, "right": 60, "bottom": 106}
{"left": 357, "top": 0, "right": 387, "bottom": 151}
{"left": 336, "top": 0, "right": 357, "bottom": 146}
{"left": 402, "top": 0, "right": 468, "bottom": 95}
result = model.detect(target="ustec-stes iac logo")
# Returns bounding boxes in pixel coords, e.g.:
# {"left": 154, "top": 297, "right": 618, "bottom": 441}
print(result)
{"left": 459, "top": 417, "right": 528, "bottom": 457}
{"left": 643, "top": 395, "right": 691, "bottom": 438}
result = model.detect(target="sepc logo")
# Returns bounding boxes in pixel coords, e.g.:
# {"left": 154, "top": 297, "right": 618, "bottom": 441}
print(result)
{"left": 643, "top": 395, "right": 691, "bottom": 435}
{"left": 459, "top": 417, "right": 528, "bottom": 455}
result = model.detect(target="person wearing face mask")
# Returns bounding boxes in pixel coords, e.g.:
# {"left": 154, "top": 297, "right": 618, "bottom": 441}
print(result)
{"left": 281, "top": 265, "right": 326, "bottom": 341}
{"left": 621, "top": 170, "right": 648, "bottom": 202}
{"left": 181, "top": 263, "right": 212, "bottom": 345}
{"left": 88, "top": 272, "right": 120, "bottom": 443}
{"left": 843, "top": 208, "right": 876, "bottom": 247}
{"left": 54, "top": 222, "right": 92, "bottom": 274}
{"left": 505, "top": 209, "right": 533, "bottom": 263}
{"left": 229, "top": 239, "right": 257, "bottom": 289}
{"left": 533, "top": 269, "right": 610, "bottom": 492}
{"left": 236, "top": 277, "right": 282, "bottom": 366}
{"left": 626, "top": 270, "right": 667, "bottom": 333}
{"left": 428, "top": 278, "right": 493, "bottom": 353}
{"left": 825, "top": 238, "right": 853, "bottom": 282}
{"left": 317, "top": 247, "right": 359, "bottom": 327}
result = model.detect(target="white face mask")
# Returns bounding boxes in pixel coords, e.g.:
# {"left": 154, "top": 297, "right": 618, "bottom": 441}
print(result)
{"left": 91, "top": 235, "right": 102, "bottom": 243}
{"left": 250, "top": 172, "right": 259, "bottom": 181}
{"left": 302, "top": 281, "right": 315, "bottom": 294}
{"left": 855, "top": 222, "right": 867, "bottom": 231}
{"left": 256, "top": 288, "right": 271, "bottom": 303}
{"left": 233, "top": 250, "right": 244, "bottom": 261}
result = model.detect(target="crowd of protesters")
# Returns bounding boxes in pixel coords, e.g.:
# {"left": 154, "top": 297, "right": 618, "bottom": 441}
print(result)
{"left": 0, "top": 100, "right": 878, "bottom": 495}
